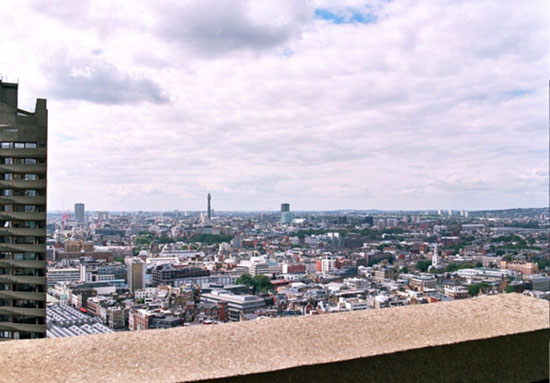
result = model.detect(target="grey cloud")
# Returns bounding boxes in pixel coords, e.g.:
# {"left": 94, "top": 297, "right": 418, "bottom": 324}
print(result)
{"left": 157, "top": 0, "right": 312, "bottom": 55}
{"left": 48, "top": 60, "right": 169, "bottom": 105}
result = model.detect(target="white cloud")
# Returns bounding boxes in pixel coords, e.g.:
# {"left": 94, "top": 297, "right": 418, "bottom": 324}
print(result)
{"left": 0, "top": 0, "right": 547, "bottom": 211}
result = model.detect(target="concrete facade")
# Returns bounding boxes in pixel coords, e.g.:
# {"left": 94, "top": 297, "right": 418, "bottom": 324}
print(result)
{"left": 0, "top": 81, "right": 47, "bottom": 340}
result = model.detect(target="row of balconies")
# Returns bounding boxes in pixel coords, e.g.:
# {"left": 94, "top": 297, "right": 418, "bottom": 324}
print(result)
{"left": 0, "top": 321, "right": 45, "bottom": 334}
{"left": 0, "top": 196, "right": 46, "bottom": 205}
{"left": 0, "top": 180, "right": 46, "bottom": 189}
{"left": 0, "top": 275, "right": 46, "bottom": 285}
{"left": 0, "top": 305, "right": 45, "bottom": 317}
{"left": 0, "top": 212, "right": 46, "bottom": 221}
{"left": 0, "top": 148, "right": 46, "bottom": 158}
{"left": 0, "top": 244, "right": 45, "bottom": 253}
{"left": 0, "top": 164, "right": 46, "bottom": 174}
{"left": 0, "top": 259, "right": 46, "bottom": 269}
{"left": 0, "top": 228, "right": 46, "bottom": 237}
{"left": 0, "top": 290, "right": 46, "bottom": 302}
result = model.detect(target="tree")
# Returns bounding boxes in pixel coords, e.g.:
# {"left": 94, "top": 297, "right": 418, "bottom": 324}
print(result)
{"left": 252, "top": 275, "right": 273, "bottom": 293}
{"left": 445, "top": 263, "right": 473, "bottom": 273}
{"left": 468, "top": 284, "right": 481, "bottom": 296}
{"left": 475, "top": 262, "right": 483, "bottom": 268}
{"left": 236, "top": 273, "right": 272, "bottom": 294}
{"left": 505, "top": 285, "right": 515, "bottom": 293}
{"left": 468, "top": 282, "right": 489, "bottom": 297}
{"left": 416, "top": 260, "right": 432, "bottom": 272}
{"left": 535, "top": 257, "right": 550, "bottom": 270}
{"left": 236, "top": 273, "right": 254, "bottom": 288}
{"left": 400, "top": 266, "right": 409, "bottom": 274}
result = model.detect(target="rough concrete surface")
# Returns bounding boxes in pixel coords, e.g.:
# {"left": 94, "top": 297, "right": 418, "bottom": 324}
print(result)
{"left": 0, "top": 294, "right": 548, "bottom": 382}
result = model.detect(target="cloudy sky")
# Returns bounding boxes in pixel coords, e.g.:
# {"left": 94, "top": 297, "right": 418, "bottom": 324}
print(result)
{"left": 1, "top": 0, "right": 547, "bottom": 212}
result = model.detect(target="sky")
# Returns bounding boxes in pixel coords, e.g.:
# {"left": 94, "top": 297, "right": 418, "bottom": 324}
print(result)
{"left": 0, "top": 0, "right": 548, "bottom": 212}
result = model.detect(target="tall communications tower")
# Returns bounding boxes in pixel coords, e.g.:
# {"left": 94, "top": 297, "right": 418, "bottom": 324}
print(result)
{"left": 207, "top": 193, "right": 211, "bottom": 221}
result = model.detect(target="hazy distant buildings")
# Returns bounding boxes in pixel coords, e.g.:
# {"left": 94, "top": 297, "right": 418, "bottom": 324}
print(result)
{"left": 75, "top": 203, "right": 85, "bottom": 224}
{"left": 0, "top": 81, "right": 48, "bottom": 340}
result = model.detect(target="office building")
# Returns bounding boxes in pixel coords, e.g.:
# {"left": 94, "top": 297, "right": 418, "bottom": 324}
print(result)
{"left": 201, "top": 290, "right": 265, "bottom": 321}
{"left": 74, "top": 203, "right": 85, "bottom": 224}
{"left": 280, "top": 203, "right": 293, "bottom": 224}
{"left": 0, "top": 81, "right": 48, "bottom": 340}
{"left": 47, "top": 268, "right": 80, "bottom": 286}
{"left": 126, "top": 258, "right": 145, "bottom": 292}
{"left": 151, "top": 264, "right": 209, "bottom": 287}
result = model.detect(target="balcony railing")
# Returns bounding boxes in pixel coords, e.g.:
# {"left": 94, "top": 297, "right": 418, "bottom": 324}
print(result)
{"left": 0, "top": 294, "right": 547, "bottom": 382}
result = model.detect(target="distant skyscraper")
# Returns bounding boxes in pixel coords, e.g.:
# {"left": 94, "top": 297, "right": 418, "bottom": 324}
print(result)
{"left": 126, "top": 258, "right": 145, "bottom": 293}
{"left": 75, "top": 203, "right": 85, "bottom": 224}
{"left": 448, "top": 209, "right": 453, "bottom": 216}
{"left": 464, "top": 211, "right": 469, "bottom": 218}
{"left": 207, "top": 193, "right": 211, "bottom": 221}
{"left": 432, "top": 244, "right": 439, "bottom": 267}
{"left": 0, "top": 80, "right": 48, "bottom": 340}
{"left": 281, "top": 203, "right": 293, "bottom": 224}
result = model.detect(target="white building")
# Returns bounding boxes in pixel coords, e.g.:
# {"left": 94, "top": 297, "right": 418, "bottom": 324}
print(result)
{"left": 322, "top": 257, "right": 337, "bottom": 273}
{"left": 47, "top": 268, "right": 81, "bottom": 286}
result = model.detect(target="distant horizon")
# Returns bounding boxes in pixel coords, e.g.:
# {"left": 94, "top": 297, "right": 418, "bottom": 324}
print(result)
{"left": 46, "top": 206, "right": 550, "bottom": 214}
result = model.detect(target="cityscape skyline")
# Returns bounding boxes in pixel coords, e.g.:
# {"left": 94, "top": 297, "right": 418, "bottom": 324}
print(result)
{"left": 1, "top": 0, "right": 548, "bottom": 212}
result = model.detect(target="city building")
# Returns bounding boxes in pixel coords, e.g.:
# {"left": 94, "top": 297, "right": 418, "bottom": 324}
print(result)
{"left": 151, "top": 264, "right": 209, "bottom": 287}
{"left": 281, "top": 203, "right": 293, "bottom": 224}
{"left": 499, "top": 260, "right": 539, "bottom": 275}
{"left": 0, "top": 81, "right": 48, "bottom": 340}
{"left": 531, "top": 276, "right": 550, "bottom": 292}
{"left": 47, "top": 268, "right": 80, "bottom": 286}
{"left": 74, "top": 203, "right": 85, "bottom": 224}
{"left": 432, "top": 244, "right": 439, "bottom": 267}
{"left": 201, "top": 290, "right": 265, "bottom": 321}
{"left": 409, "top": 275, "right": 437, "bottom": 290}
{"left": 126, "top": 257, "right": 145, "bottom": 292}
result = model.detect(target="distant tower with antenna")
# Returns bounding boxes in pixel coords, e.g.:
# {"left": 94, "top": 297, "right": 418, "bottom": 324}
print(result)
{"left": 207, "top": 193, "right": 211, "bottom": 221}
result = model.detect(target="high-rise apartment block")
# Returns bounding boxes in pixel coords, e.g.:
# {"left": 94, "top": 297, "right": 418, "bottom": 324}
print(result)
{"left": 126, "top": 257, "right": 145, "bottom": 293}
{"left": 75, "top": 203, "right": 85, "bottom": 224}
{"left": 0, "top": 81, "right": 48, "bottom": 340}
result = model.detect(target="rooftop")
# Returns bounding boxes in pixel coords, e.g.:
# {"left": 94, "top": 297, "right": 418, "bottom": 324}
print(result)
{"left": 0, "top": 294, "right": 548, "bottom": 382}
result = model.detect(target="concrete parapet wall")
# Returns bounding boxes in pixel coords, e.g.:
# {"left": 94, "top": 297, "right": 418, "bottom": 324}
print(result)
{"left": 0, "top": 294, "right": 547, "bottom": 382}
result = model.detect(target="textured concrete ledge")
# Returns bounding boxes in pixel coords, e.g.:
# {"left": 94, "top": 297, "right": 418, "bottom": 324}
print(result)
{"left": 0, "top": 294, "right": 548, "bottom": 383}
